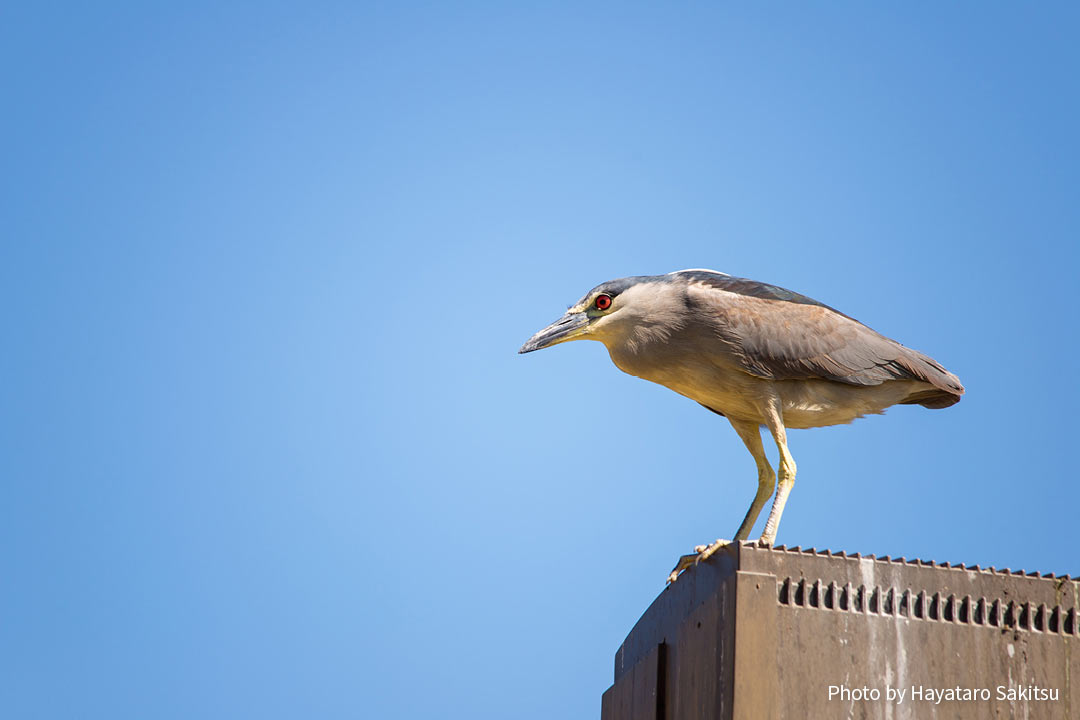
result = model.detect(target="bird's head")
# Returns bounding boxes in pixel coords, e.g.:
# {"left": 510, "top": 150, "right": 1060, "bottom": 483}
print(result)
{"left": 519, "top": 273, "right": 698, "bottom": 354}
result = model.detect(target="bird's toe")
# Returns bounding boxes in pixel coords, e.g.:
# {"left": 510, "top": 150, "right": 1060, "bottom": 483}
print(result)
{"left": 696, "top": 539, "right": 730, "bottom": 562}
{"left": 666, "top": 552, "right": 699, "bottom": 584}
{"left": 667, "top": 539, "right": 732, "bottom": 584}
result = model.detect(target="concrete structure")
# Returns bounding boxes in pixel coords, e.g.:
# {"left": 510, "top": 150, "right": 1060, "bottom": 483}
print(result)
{"left": 601, "top": 543, "right": 1078, "bottom": 720}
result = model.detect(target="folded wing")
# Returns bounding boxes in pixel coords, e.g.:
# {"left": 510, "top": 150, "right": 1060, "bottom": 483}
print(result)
{"left": 683, "top": 273, "right": 964, "bottom": 404}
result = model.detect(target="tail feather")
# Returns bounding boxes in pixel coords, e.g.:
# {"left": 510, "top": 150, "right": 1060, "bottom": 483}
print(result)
{"left": 896, "top": 347, "right": 964, "bottom": 409}
{"left": 900, "top": 348, "right": 964, "bottom": 393}
{"left": 900, "top": 389, "right": 962, "bottom": 409}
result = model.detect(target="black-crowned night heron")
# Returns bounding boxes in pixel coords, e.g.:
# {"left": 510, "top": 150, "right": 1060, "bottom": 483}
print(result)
{"left": 519, "top": 270, "right": 963, "bottom": 583}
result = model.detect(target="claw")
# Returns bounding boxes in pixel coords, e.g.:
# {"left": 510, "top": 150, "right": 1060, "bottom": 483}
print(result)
{"left": 666, "top": 539, "right": 731, "bottom": 584}
{"left": 666, "top": 552, "right": 698, "bottom": 584}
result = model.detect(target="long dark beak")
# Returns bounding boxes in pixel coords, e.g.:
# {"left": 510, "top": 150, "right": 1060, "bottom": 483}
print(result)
{"left": 518, "top": 311, "right": 589, "bottom": 354}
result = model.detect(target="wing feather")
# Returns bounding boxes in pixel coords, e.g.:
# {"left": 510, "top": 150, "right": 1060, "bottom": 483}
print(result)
{"left": 683, "top": 275, "right": 964, "bottom": 396}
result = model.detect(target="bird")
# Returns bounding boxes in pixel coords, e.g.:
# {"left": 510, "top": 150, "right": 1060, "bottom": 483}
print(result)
{"left": 518, "top": 269, "right": 964, "bottom": 583}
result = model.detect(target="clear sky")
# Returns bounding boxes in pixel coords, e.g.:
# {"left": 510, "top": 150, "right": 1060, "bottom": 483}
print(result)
{"left": 2, "top": 3, "right": 1078, "bottom": 719}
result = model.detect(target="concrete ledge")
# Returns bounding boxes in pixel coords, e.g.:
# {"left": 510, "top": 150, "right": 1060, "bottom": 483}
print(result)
{"left": 601, "top": 543, "right": 1079, "bottom": 720}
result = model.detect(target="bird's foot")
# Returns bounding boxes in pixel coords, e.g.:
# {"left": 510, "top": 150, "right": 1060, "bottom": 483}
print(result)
{"left": 666, "top": 539, "right": 731, "bottom": 584}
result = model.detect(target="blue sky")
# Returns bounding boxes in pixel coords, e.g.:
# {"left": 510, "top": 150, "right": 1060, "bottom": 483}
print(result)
{"left": 2, "top": 3, "right": 1078, "bottom": 719}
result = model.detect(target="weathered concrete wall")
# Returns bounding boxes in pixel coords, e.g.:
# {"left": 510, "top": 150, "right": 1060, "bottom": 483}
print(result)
{"left": 601, "top": 543, "right": 1079, "bottom": 720}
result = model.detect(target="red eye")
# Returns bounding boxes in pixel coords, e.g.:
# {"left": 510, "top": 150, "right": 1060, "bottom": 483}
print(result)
{"left": 594, "top": 294, "right": 612, "bottom": 311}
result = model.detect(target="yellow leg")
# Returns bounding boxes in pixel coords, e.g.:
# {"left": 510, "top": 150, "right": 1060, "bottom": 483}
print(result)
{"left": 729, "top": 418, "right": 776, "bottom": 541}
{"left": 759, "top": 400, "right": 795, "bottom": 547}
{"left": 667, "top": 419, "right": 776, "bottom": 584}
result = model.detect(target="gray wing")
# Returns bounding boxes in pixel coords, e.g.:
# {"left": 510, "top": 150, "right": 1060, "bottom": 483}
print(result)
{"left": 686, "top": 276, "right": 964, "bottom": 396}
